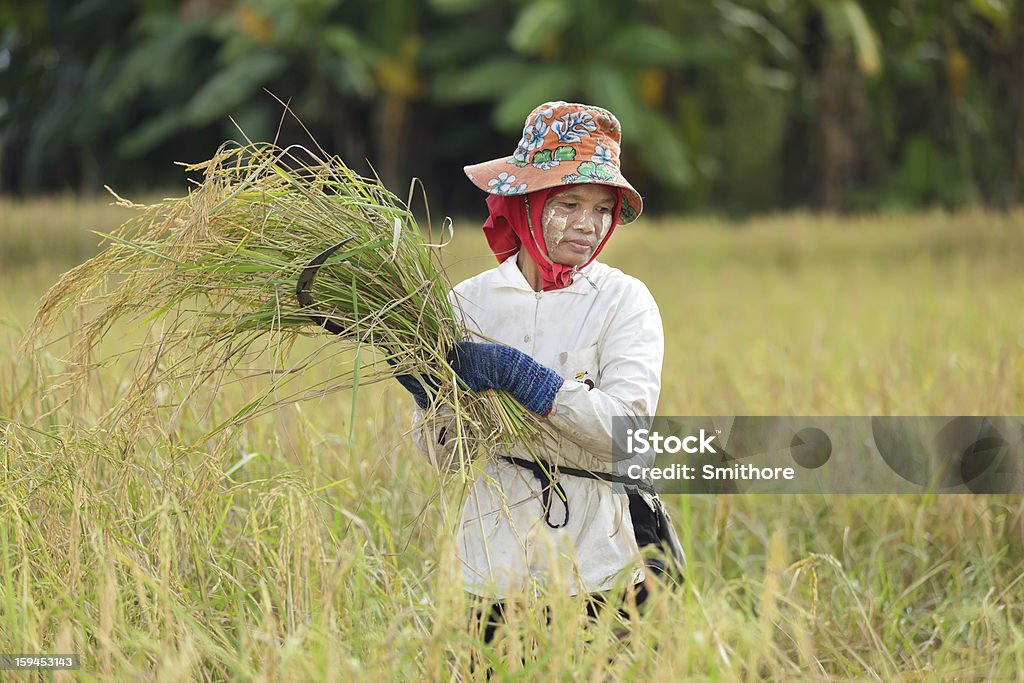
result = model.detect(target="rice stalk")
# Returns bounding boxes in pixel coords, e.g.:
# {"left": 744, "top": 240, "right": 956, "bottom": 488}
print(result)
{"left": 22, "top": 139, "right": 541, "bottom": 452}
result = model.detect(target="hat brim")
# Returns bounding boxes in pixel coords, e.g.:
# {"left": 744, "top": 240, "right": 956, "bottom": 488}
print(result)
{"left": 464, "top": 156, "right": 643, "bottom": 225}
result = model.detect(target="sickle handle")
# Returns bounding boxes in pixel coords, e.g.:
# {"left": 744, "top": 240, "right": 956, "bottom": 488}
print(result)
{"left": 295, "top": 238, "right": 354, "bottom": 336}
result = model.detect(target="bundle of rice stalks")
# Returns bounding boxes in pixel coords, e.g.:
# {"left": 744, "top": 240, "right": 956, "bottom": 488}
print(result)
{"left": 24, "top": 138, "right": 539, "bottom": 453}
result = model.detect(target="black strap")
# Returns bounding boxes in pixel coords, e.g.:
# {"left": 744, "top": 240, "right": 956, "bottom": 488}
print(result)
{"left": 501, "top": 456, "right": 657, "bottom": 529}
{"left": 503, "top": 456, "right": 569, "bottom": 528}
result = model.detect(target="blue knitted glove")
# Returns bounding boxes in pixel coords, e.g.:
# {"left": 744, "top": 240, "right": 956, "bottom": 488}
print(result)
{"left": 446, "top": 341, "right": 564, "bottom": 416}
{"left": 386, "top": 356, "right": 438, "bottom": 410}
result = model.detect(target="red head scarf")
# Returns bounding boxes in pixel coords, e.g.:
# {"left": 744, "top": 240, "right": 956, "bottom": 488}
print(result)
{"left": 481, "top": 186, "right": 622, "bottom": 291}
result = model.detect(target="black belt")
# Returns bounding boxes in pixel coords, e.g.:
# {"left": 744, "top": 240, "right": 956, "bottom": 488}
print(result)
{"left": 501, "top": 456, "right": 656, "bottom": 529}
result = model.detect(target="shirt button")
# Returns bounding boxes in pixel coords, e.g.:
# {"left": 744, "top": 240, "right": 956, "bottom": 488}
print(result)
{"left": 535, "top": 293, "right": 542, "bottom": 300}
{"left": 523, "top": 335, "right": 531, "bottom": 342}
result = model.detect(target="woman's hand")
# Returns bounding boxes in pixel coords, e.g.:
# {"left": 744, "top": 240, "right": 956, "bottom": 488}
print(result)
{"left": 446, "top": 341, "right": 564, "bottom": 416}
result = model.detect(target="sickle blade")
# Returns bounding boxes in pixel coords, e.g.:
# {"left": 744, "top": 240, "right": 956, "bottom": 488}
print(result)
{"left": 296, "top": 238, "right": 354, "bottom": 336}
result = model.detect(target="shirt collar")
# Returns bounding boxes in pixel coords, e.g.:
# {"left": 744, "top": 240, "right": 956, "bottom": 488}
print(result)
{"left": 493, "top": 251, "right": 600, "bottom": 295}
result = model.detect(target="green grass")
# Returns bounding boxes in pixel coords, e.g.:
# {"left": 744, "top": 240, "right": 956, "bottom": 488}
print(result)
{"left": 1, "top": 197, "right": 1023, "bottom": 680}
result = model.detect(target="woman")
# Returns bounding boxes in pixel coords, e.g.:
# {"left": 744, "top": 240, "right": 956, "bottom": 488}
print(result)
{"left": 401, "top": 101, "right": 678, "bottom": 633}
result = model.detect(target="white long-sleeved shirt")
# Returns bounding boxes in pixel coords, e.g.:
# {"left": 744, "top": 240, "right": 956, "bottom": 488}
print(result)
{"left": 413, "top": 252, "right": 664, "bottom": 598}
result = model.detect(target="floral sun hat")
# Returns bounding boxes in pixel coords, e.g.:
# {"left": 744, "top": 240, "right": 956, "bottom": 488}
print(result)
{"left": 464, "top": 101, "right": 643, "bottom": 224}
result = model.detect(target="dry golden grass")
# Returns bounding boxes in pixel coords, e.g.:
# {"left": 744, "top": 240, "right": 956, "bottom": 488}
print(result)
{"left": 1, "top": 197, "right": 1023, "bottom": 680}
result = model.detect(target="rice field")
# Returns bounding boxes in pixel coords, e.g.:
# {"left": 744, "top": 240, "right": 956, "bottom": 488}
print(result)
{"left": 1, "top": 195, "right": 1023, "bottom": 681}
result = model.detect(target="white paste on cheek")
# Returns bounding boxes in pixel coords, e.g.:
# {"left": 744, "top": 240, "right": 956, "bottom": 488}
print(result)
{"left": 542, "top": 203, "right": 568, "bottom": 247}
{"left": 598, "top": 213, "right": 612, "bottom": 240}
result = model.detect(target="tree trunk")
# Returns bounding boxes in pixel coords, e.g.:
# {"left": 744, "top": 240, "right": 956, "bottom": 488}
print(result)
{"left": 999, "top": 1, "right": 1024, "bottom": 208}
{"left": 819, "top": 45, "right": 868, "bottom": 211}
{"left": 780, "top": 8, "right": 826, "bottom": 208}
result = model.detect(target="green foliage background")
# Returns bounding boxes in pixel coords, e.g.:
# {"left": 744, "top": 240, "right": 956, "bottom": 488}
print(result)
{"left": 2, "top": 0, "right": 1022, "bottom": 214}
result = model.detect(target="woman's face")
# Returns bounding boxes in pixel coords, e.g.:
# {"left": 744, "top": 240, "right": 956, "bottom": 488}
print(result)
{"left": 541, "top": 184, "right": 617, "bottom": 267}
